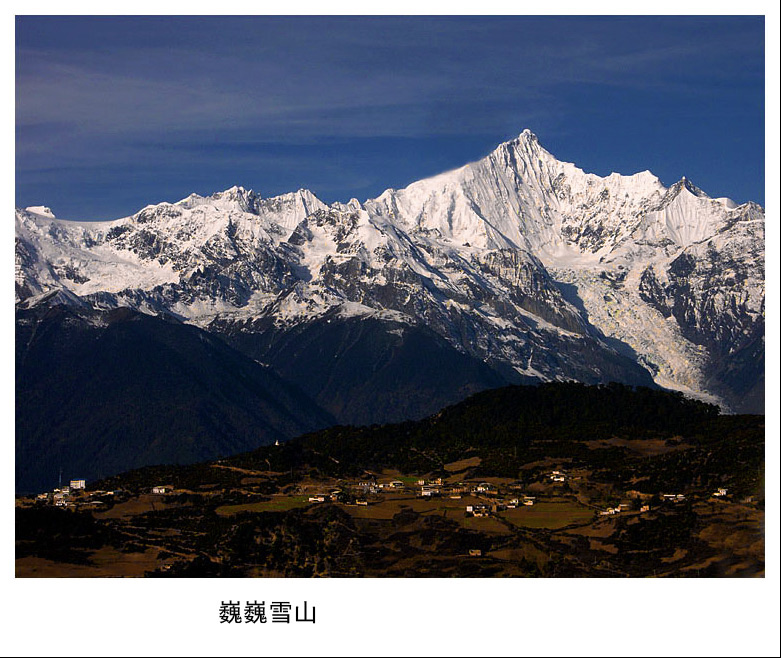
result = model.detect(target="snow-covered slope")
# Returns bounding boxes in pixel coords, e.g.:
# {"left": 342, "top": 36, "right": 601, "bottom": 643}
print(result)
{"left": 15, "top": 130, "right": 765, "bottom": 413}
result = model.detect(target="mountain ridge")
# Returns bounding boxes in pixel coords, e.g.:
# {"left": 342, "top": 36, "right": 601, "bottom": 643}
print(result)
{"left": 15, "top": 130, "right": 764, "bottom": 414}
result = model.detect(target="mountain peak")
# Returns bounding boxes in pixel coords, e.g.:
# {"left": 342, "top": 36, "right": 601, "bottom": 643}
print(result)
{"left": 675, "top": 176, "right": 709, "bottom": 199}
{"left": 503, "top": 128, "right": 541, "bottom": 149}
{"left": 518, "top": 128, "right": 539, "bottom": 142}
{"left": 204, "top": 185, "right": 262, "bottom": 213}
{"left": 212, "top": 185, "right": 256, "bottom": 200}
{"left": 486, "top": 129, "right": 549, "bottom": 167}
{"left": 654, "top": 176, "right": 711, "bottom": 211}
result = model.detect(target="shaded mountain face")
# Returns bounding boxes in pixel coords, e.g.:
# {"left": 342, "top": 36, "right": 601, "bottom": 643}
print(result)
{"left": 212, "top": 311, "right": 518, "bottom": 426}
{"left": 15, "top": 130, "right": 764, "bottom": 416}
{"left": 15, "top": 299, "right": 334, "bottom": 493}
{"left": 213, "top": 308, "right": 655, "bottom": 426}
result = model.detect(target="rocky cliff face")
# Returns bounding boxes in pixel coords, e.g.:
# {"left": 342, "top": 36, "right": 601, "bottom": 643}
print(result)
{"left": 15, "top": 130, "right": 764, "bottom": 415}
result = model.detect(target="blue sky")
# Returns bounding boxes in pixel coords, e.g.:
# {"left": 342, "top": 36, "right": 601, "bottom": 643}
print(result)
{"left": 16, "top": 15, "right": 765, "bottom": 220}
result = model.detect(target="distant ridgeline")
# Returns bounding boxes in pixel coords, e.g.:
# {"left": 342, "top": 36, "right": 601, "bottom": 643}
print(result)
{"left": 95, "top": 382, "right": 761, "bottom": 498}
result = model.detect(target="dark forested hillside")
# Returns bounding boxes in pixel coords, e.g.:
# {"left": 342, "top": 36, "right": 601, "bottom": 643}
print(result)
{"left": 15, "top": 301, "right": 334, "bottom": 493}
{"left": 227, "top": 382, "right": 723, "bottom": 477}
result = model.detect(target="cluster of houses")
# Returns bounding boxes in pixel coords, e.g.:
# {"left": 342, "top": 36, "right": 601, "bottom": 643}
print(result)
{"left": 342, "top": 476, "right": 504, "bottom": 500}
{"left": 550, "top": 470, "right": 567, "bottom": 483}
{"left": 307, "top": 469, "right": 583, "bottom": 510}
{"left": 421, "top": 480, "right": 499, "bottom": 498}
{"left": 351, "top": 477, "right": 402, "bottom": 495}
{"left": 34, "top": 481, "right": 178, "bottom": 507}
{"left": 298, "top": 469, "right": 750, "bottom": 519}
{"left": 599, "top": 502, "right": 650, "bottom": 516}
{"left": 597, "top": 491, "right": 692, "bottom": 516}
{"left": 465, "top": 495, "right": 535, "bottom": 517}
{"left": 308, "top": 490, "right": 342, "bottom": 503}
{"left": 34, "top": 479, "right": 84, "bottom": 506}
{"left": 416, "top": 479, "right": 541, "bottom": 513}
{"left": 416, "top": 478, "right": 539, "bottom": 517}
{"left": 34, "top": 479, "right": 117, "bottom": 509}
{"left": 305, "top": 475, "right": 541, "bottom": 511}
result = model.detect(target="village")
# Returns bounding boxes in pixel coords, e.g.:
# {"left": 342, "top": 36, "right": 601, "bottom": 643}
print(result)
{"left": 27, "top": 466, "right": 741, "bottom": 524}
{"left": 31, "top": 478, "right": 125, "bottom": 510}
{"left": 69, "top": 461, "right": 745, "bottom": 542}
{"left": 266, "top": 466, "right": 739, "bottom": 522}
{"left": 16, "top": 435, "right": 763, "bottom": 579}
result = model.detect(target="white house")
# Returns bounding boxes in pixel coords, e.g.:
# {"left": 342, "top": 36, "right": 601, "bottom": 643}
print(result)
{"left": 467, "top": 503, "right": 490, "bottom": 517}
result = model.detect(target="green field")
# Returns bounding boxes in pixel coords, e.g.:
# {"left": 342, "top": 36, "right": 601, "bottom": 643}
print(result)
{"left": 500, "top": 501, "right": 594, "bottom": 529}
{"left": 216, "top": 495, "right": 311, "bottom": 516}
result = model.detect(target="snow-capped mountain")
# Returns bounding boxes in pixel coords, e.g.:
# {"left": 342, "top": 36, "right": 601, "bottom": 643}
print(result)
{"left": 15, "top": 130, "right": 765, "bottom": 416}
